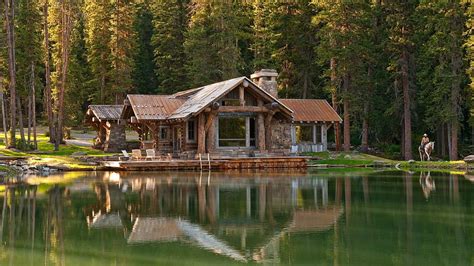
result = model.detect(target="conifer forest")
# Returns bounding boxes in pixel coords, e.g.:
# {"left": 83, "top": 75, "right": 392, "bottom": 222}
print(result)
{"left": 0, "top": 0, "right": 473, "bottom": 160}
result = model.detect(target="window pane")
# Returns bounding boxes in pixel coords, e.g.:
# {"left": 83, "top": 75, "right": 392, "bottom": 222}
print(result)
{"left": 219, "top": 117, "right": 246, "bottom": 147}
{"left": 296, "top": 125, "right": 313, "bottom": 143}
{"left": 315, "top": 125, "right": 321, "bottom": 144}
{"left": 187, "top": 120, "right": 195, "bottom": 141}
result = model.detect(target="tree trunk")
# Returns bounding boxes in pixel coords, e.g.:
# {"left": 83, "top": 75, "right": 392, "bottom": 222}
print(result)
{"left": 43, "top": 0, "right": 54, "bottom": 143}
{"left": 330, "top": 58, "right": 341, "bottom": 151}
{"left": 16, "top": 96, "right": 25, "bottom": 144}
{"left": 441, "top": 124, "right": 447, "bottom": 158}
{"left": 27, "top": 90, "right": 31, "bottom": 144}
{"left": 450, "top": 121, "right": 458, "bottom": 160}
{"left": 401, "top": 49, "right": 412, "bottom": 160}
{"left": 0, "top": 88, "right": 7, "bottom": 145}
{"left": 343, "top": 74, "right": 350, "bottom": 152}
{"left": 4, "top": 0, "right": 16, "bottom": 148}
{"left": 361, "top": 110, "right": 369, "bottom": 152}
{"left": 55, "top": 0, "right": 73, "bottom": 151}
{"left": 31, "top": 63, "right": 37, "bottom": 149}
{"left": 302, "top": 69, "right": 308, "bottom": 99}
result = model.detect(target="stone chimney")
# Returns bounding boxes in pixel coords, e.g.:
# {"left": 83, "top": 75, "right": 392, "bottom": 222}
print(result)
{"left": 251, "top": 69, "right": 278, "bottom": 98}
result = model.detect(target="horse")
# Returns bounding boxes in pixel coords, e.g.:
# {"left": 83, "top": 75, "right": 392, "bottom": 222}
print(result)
{"left": 419, "top": 142, "right": 435, "bottom": 161}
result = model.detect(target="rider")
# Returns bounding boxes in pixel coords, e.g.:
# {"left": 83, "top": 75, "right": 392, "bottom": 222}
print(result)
{"left": 420, "top": 133, "right": 430, "bottom": 150}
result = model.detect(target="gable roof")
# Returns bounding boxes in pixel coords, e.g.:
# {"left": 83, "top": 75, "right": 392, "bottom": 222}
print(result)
{"left": 88, "top": 105, "right": 123, "bottom": 121}
{"left": 279, "top": 99, "right": 342, "bottom": 123}
{"left": 126, "top": 95, "right": 186, "bottom": 121}
{"left": 168, "top": 77, "right": 293, "bottom": 120}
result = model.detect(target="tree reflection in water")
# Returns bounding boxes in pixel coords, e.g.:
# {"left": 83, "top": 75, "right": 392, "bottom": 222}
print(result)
{"left": 0, "top": 170, "right": 472, "bottom": 265}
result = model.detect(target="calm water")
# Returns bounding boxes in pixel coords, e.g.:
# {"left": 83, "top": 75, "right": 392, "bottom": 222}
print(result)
{"left": 0, "top": 170, "right": 472, "bottom": 265}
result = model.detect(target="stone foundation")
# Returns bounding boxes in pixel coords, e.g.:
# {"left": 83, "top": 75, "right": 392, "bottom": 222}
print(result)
{"left": 103, "top": 122, "right": 126, "bottom": 153}
{"left": 270, "top": 119, "right": 291, "bottom": 153}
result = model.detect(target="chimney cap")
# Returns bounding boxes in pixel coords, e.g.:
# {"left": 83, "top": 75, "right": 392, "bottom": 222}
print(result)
{"left": 250, "top": 69, "right": 278, "bottom": 79}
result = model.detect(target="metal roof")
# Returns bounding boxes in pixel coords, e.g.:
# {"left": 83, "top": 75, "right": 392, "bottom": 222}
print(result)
{"left": 127, "top": 95, "right": 185, "bottom": 121}
{"left": 279, "top": 99, "right": 342, "bottom": 123}
{"left": 168, "top": 76, "right": 293, "bottom": 120}
{"left": 88, "top": 105, "right": 123, "bottom": 121}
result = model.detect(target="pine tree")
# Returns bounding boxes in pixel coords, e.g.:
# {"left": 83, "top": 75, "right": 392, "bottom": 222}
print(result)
{"left": 315, "top": 1, "right": 373, "bottom": 152}
{"left": 385, "top": 1, "right": 418, "bottom": 160}
{"left": 132, "top": 1, "right": 157, "bottom": 93}
{"left": 151, "top": 0, "right": 189, "bottom": 93}
{"left": 417, "top": 1, "right": 467, "bottom": 160}
{"left": 250, "top": 0, "right": 278, "bottom": 70}
{"left": 84, "top": 0, "right": 112, "bottom": 103}
{"left": 185, "top": 0, "right": 246, "bottom": 87}
{"left": 109, "top": 0, "right": 135, "bottom": 103}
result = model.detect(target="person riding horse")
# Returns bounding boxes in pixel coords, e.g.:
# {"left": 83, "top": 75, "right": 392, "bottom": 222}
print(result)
{"left": 420, "top": 133, "right": 430, "bottom": 151}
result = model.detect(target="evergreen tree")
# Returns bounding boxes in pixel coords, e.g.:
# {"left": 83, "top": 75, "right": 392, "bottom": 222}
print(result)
{"left": 185, "top": 0, "right": 246, "bottom": 87}
{"left": 151, "top": 0, "right": 189, "bottom": 93}
{"left": 84, "top": 0, "right": 112, "bottom": 103}
{"left": 132, "top": 0, "right": 157, "bottom": 93}
{"left": 109, "top": 0, "right": 135, "bottom": 103}
{"left": 385, "top": 1, "right": 418, "bottom": 160}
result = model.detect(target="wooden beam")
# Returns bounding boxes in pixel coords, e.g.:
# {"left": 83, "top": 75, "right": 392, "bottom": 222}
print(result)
{"left": 218, "top": 106, "right": 268, "bottom": 113}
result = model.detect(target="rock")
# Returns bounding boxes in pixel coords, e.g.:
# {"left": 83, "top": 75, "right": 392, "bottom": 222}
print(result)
{"left": 463, "top": 155, "right": 474, "bottom": 164}
{"left": 71, "top": 151, "right": 87, "bottom": 157}
{"left": 408, "top": 159, "right": 415, "bottom": 164}
{"left": 344, "top": 155, "right": 352, "bottom": 159}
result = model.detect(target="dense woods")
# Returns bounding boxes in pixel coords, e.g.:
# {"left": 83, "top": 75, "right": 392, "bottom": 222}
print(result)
{"left": 0, "top": 0, "right": 472, "bottom": 159}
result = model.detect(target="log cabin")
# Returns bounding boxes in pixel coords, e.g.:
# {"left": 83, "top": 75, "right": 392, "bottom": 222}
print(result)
{"left": 90, "top": 69, "right": 341, "bottom": 157}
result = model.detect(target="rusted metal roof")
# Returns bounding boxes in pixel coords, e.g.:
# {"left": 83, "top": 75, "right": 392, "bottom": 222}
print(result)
{"left": 169, "top": 77, "right": 293, "bottom": 120}
{"left": 279, "top": 99, "right": 342, "bottom": 123}
{"left": 127, "top": 95, "right": 185, "bottom": 121}
{"left": 88, "top": 105, "right": 123, "bottom": 121}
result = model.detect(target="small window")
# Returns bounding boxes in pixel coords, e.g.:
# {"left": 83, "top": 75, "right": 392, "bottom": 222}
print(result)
{"left": 160, "top": 126, "right": 169, "bottom": 140}
{"left": 315, "top": 125, "right": 322, "bottom": 144}
{"left": 187, "top": 119, "right": 196, "bottom": 142}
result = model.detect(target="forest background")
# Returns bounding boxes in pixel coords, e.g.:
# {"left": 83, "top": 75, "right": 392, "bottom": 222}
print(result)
{"left": 0, "top": 0, "right": 473, "bottom": 161}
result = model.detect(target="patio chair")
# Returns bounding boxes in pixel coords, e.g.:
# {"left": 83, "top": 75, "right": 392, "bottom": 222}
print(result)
{"left": 119, "top": 150, "right": 130, "bottom": 161}
{"left": 145, "top": 149, "right": 157, "bottom": 160}
{"left": 132, "top": 149, "right": 143, "bottom": 160}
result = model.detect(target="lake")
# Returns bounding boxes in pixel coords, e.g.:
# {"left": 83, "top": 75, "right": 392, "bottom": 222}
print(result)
{"left": 0, "top": 170, "right": 472, "bottom": 265}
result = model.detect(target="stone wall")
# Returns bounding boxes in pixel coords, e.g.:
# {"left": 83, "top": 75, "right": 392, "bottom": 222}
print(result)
{"left": 270, "top": 119, "right": 291, "bottom": 154}
{"left": 103, "top": 121, "right": 127, "bottom": 152}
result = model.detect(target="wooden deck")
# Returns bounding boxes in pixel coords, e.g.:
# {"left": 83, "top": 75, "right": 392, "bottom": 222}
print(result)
{"left": 100, "top": 157, "right": 309, "bottom": 171}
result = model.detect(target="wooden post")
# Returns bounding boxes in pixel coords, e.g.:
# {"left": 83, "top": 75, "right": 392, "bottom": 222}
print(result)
{"left": 257, "top": 113, "right": 265, "bottom": 151}
{"left": 239, "top": 86, "right": 245, "bottom": 106}
{"left": 205, "top": 112, "right": 216, "bottom": 153}
{"left": 197, "top": 114, "right": 206, "bottom": 155}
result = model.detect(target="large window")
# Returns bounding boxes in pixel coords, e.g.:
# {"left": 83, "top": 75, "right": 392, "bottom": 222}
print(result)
{"left": 295, "top": 124, "right": 322, "bottom": 144}
{"left": 296, "top": 125, "right": 313, "bottom": 143}
{"left": 218, "top": 116, "right": 256, "bottom": 147}
{"left": 219, "top": 117, "right": 246, "bottom": 147}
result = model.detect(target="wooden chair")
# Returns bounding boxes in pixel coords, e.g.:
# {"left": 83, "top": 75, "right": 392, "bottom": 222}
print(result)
{"left": 119, "top": 150, "right": 130, "bottom": 161}
{"left": 131, "top": 149, "right": 143, "bottom": 160}
{"left": 145, "top": 149, "right": 157, "bottom": 160}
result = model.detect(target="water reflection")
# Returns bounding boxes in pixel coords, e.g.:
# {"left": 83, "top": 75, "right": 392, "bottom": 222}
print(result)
{"left": 0, "top": 171, "right": 472, "bottom": 265}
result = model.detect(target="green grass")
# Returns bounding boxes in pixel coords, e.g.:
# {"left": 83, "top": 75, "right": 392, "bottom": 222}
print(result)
{"left": 0, "top": 134, "right": 108, "bottom": 157}
{"left": 0, "top": 133, "right": 114, "bottom": 170}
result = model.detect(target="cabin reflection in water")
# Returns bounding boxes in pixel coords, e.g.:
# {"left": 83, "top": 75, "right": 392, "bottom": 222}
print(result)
{"left": 85, "top": 172, "right": 342, "bottom": 263}
{"left": 1, "top": 172, "right": 471, "bottom": 265}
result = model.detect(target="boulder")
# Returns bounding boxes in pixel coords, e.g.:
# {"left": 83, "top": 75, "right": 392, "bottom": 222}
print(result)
{"left": 408, "top": 159, "right": 415, "bottom": 164}
{"left": 463, "top": 155, "right": 474, "bottom": 164}
{"left": 72, "top": 151, "right": 87, "bottom": 157}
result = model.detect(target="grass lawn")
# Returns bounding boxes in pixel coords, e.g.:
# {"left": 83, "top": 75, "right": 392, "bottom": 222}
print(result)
{"left": 0, "top": 133, "right": 117, "bottom": 170}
